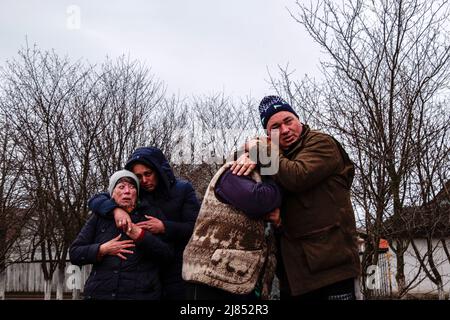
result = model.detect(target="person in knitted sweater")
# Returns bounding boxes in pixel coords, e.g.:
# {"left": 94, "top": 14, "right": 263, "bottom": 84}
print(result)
{"left": 182, "top": 161, "right": 282, "bottom": 300}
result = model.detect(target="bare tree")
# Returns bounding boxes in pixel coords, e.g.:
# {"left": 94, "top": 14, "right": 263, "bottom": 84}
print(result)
{"left": 1, "top": 44, "right": 97, "bottom": 299}
{"left": 1, "top": 45, "right": 179, "bottom": 299}
{"left": 406, "top": 111, "right": 450, "bottom": 299}
{"left": 192, "top": 94, "right": 257, "bottom": 165}
{"left": 145, "top": 94, "right": 188, "bottom": 159}
{"left": 173, "top": 94, "right": 259, "bottom": 198}
{"left": 278, "top": 0, "right": 450, "bottom": 298}
{"left": 0, "top": 109, "right": 34, "bottom": 299}
{"left": 91, "top": 56, "right": 165, "bottom": 186}
{"left": 268, "top": 65, "right": 323, "bottom": 129}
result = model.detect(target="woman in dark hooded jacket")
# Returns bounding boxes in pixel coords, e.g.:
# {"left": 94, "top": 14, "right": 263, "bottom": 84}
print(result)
{"left": 88, "top": 147, "right": 200, "bottom": 299}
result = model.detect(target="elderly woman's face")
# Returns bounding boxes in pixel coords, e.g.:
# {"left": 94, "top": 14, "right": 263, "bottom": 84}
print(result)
{"left": 112, "top": 181, "right": 137, "bottom": 211}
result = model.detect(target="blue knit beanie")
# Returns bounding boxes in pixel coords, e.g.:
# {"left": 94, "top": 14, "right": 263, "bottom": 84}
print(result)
{"left": 258, "top": 95, "right": 299, "bottom": 128}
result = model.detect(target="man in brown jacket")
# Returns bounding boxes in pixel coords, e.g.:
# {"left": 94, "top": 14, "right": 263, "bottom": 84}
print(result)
{"left": 231, "top": 95, "right": 361, "bottom": 300}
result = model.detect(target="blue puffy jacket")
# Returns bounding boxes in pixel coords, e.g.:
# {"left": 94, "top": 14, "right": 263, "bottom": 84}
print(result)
{"left": 88, "top": 147, "right": 200, "bottom": 299}
{"left": 69, "top": 204, "right": 174, "bottom": 300}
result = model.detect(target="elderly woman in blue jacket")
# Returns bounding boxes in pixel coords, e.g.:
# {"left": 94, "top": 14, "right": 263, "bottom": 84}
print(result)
{"left": 69, "top": 170, "right": 174, "bottom": 300}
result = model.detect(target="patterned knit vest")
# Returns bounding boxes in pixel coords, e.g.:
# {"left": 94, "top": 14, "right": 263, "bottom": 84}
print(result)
{"left": 182, "top": 162, "right": 277, "bottom": 299}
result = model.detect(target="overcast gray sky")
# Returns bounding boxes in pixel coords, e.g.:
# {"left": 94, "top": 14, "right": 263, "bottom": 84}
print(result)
{"left": 0, "top": 0, "right": 323, "bottom": 98}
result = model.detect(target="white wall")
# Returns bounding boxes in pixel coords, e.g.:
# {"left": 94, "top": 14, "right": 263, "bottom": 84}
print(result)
{"left": 387, "top": 238, "right": 450, "bottom": 296}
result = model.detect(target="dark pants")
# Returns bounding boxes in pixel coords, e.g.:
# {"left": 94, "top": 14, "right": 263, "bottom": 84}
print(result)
{"left": 186, "top": 283, "right": 259, "bottom": 301}
{"left": 162, "top": 280, "right": 187, "bottom": 300}
{"left": 280, "top": 277, "right": 356, "bottom": 301}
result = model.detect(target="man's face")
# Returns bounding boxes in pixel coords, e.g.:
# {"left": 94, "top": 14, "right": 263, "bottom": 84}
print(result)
{"left": 112, "top": 181, "right": 137, "bottom": 210}
{"left": 267, "top": 111, "right": 303, "bottom": 150}
{"left": 132, "top": 163, "right": 159, "bottom": 192}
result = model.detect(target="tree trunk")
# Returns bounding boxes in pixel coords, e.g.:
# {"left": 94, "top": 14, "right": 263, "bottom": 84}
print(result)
{"left": 0, "top": 268, "right": 6, "bottom": 300}
{"left": 396, "top": 276, "right": 406, "bottom": 299}
{"left": 56, "top": 263, "right": 65, "bottom": 300}
{"left": 72, "top": 288, "right": 80, "bottom": 300}
{"left": 354, "top": 278, "right": 363, "bottom": 300}
{"left": 437, "top": 281, "right": 445, "bottom": 300}
{"left": 0, "top": 229, "right": 6, "bottom": 300}
{"left": 66, "top": 264, "right": 82, "bottom": 300}
{"left": 44, "top": 279, "right": 52, "bottom": 300}
{"left": 395, "top": 253, "right": 406, "bottom": 299}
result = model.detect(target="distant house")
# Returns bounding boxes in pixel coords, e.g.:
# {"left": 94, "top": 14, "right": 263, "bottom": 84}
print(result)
{"left": 381, "top": 181, "right": 450, "bottom": 298}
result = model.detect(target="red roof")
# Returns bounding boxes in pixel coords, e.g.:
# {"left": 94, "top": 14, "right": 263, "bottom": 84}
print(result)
{"left": 379, "top": 239, "right": 389, "bottom": 250}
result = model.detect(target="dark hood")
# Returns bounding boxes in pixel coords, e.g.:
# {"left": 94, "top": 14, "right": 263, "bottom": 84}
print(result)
{"left": 125, "top": 147, "right": 176, "bottom": 194}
